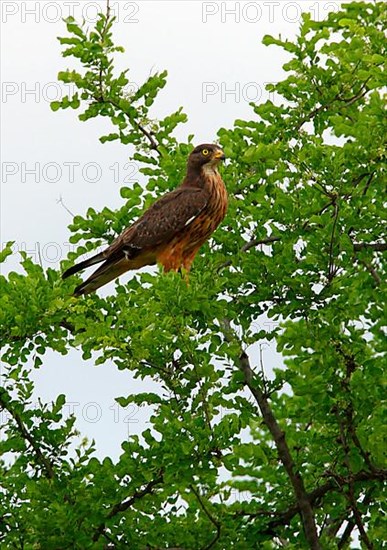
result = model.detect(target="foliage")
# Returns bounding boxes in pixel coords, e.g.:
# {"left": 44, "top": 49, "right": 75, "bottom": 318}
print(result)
{"left": 1, "top": 2, "right": 386, "bottom": 548}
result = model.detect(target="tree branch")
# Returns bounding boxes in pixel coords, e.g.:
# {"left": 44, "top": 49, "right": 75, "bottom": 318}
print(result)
{"left": 93, "top": 94, "right": 161, "bottom": 156}
{"left": 92, "top": 473, "right": 163, "bottom": 542}
{"left": 327, "top": 200, "right": 339, "bottom": 282}
{"left": 296, "top": 77, "right": 371, "bottom": 131}
{"left": 353, "top": 242, "right": 387, "bottom": 252}
{"left": 334, "top": 344, "right": 378, "bottom": 473}
{"left": 0, "top": 390, "right": 55, "bottom": 480}
{"left": 216, "top": 229, "right": 385, "bottom": 276}
{"left": 217, "top": 236, "right": 281, "bottom": 271}
{"left": 335, "top": 410, "right": 373, "bottom": 548}
{"left": 235, "top": 470, "right": 386, "bottom": 535}
{"left": 359, "top": 260, "right": 382, "bottom": 285}
{"left": 135, "top": 120, "right": 161, "bottom": 155}
{"left": 93, "top": 0, "right": 161, "bottom": 156}
{"left": 98, "top": 0, "right": 112, "bottom": 100}
{"left": 338, "top": 489, "right": 375, "bottom": 548}
{"left": 331, "top": 344, "right": 375, "bottom": 548}
{"left": 329, "top": 488, "right": 374, "bottom": 541}
{"left": 238, "top": 351, "right": 321, "bottom": 549}
{"left": 190, "top": 485, "right": 221, "bottom": 550}
{"left": 56, "top": 195, "right": 75, "bottom": 217}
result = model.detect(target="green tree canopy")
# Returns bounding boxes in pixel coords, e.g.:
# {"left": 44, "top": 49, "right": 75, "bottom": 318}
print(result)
{"left": 1, "top": 2, "right": 386, "bottom": 548}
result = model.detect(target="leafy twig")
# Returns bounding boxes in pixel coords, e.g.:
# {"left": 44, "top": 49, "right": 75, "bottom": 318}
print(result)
{"left": 338, "top": 489, "right": 375, "bottom": 548}
{"left": 336, "top": 412, "right": 374, "bottom": 548}
{"left": 217, "top": 236, "right": 281, "bottom": 272}
{"left": 296, "top": 77, "right": 371, "bottom": 131}
{"left": 333, "top": 345, "right": 374, "bottom": 548}
{"left": 238, "top": 351, "right": 321, "bottom": 549}
{"left": 0, "top": 390, "right": 55, "bottom": 479}
{"left": 327, "top": 200, "right": 339, "bottom": 282}
{"left": 235, "top": 470, "right": 385, "bottom": 536}
{"left": 190, "top": 485, "right": 221, "bottom": 550}
{"left": 353, "top": 242, "right": 387, "bottom": 252}
{"left": 93, "top": 472, "right": 164, "bottom": 542}
{"left": 359, "top": 260, "right": 382, "bottom": 285}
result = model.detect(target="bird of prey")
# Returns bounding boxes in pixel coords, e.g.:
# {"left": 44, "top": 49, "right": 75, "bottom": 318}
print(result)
{"left": 62, "top": 144, "right": 228, "bottom": 296}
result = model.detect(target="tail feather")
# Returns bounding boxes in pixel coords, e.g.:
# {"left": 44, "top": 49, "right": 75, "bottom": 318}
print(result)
{"left": 73, "top": 258, "right": 130, "bottom": 296}
{"left": 62, "top": 252, "right": 105, "bottom": 280}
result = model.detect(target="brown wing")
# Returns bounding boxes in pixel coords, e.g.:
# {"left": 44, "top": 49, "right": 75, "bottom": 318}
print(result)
{"left": 71, "top": 187, "right": 209, "bottom": 295}
{"left": 104, "top": 186, "right": 209, "bottom": 262}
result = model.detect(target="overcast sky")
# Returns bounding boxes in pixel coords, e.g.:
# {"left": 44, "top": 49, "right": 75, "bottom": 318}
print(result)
{"left": 1, "top": 1, "right": 343, "bottom": 459}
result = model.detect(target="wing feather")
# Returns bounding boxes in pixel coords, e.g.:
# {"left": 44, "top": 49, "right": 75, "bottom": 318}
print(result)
{"left": 105, "top": 187, "right": 209, "bottom": 261}
{"left": 65, "top": 186, "right": 209, "bottom": 295}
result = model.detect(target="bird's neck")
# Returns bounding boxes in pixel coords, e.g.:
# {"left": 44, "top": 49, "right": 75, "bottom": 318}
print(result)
{"left": 182, "top": 164, "right": 220, "bottom": 189}
{"left": 182, "top": 165, "right": 227, "bottom": 218}
{"left": 201, "top": 163, "right": 220, "bottom": 178}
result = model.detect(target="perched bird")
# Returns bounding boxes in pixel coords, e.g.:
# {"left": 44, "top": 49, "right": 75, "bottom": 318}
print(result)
{"left": 62, "top": 144, "right": 228, "bottom": 296}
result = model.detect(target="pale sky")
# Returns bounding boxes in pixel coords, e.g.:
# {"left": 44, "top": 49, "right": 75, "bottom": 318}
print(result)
{"left": 1, "top": 1, "right": 343, "bottom": 459}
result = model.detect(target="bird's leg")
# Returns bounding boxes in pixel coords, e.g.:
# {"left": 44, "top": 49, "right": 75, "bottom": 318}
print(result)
{"left": 181, "top": 255, "right": 197, "bottom": 284}
{"left": 178, "top": 266, "right": 190, "bottom": 284}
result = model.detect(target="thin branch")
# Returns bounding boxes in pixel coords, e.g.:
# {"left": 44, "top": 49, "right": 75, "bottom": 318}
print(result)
{"left": 217, "top": 229, "right": 387, "bottom": 276}
{"left": 347, "top": 171, "right": 376, "bottom": 235}
{"left": 136, "top": 120, "right": 161, "bottom": 155}
{"left": 359, "top": 260, "right": 382, "bottom": 285}
{"left": 92, "top": 0, "right": 161, "bottom": 156}
{"left": 217, "top": 236, "right": 281, "bottom": 272}
{"left": 326, "top": 488, "right": 375, "bottom": 540}
{"left": 296, "top": 77, "right": 371, "bottom": 131}
{"left": 353, "top": 242, "right": 387, "bottom": 252}
{"left": 92, "top": 473, "right": 163, "bottom": 542}
{"left": 302, "top": 200, "right": 334, "bottom": 230}
{"left": 337, "top": 80, "right": 371, "bottom": 107}
{"left": 360, "top": 171, "right": 375, "bottom": 198}
{"left": 335, "top": 343, "right": 376, "bottom": 471}
{"left": 349, "top": 426, "right": 376, "bottom": 473}
{"left": 97, "top": 0, "right": 112, "bottom": 100}
{"left": 327, "top": 200, "right": 339, "bottom": 282}
{"left": 345, "top": 465, "right": 373, "bottom": 541}
{"left": 190, "top": 485, "right": 221, "bottom": 550}
{"left": 0, "top": 390, "right": 55, "bottom": 479}
{"left": 258, "top": 344, "right": 269, "bottom": 397}
{"left": 336, "top": 459, "right": 374, "bottom": 548}
{"left": 238, "top": 351, "right": 321, "bottom": 549}
{"left": 337, "top": 489, "right": 375, "bottom": 548}
{"left": 325, "top": 512, "right": 351, "bottom": 541}
{"left": 185, "top": 346, "right": 215, "bottom": 437}
{"left": 339, "top": 521, "right": 357, "bottom": 549}
{"left": 93, "top": 94, "right": 161, "bottom": 155}
{"left": 296, "top": 102, "right": 330, "bottom": 131}
{"left": 334, "top": 345, "right": 377, "bottom": 472}
{"left": 234, "top": 470, "right": 386, "bottom": 535}
{"left": 345, "top": 493, "right": 374, "bottom": 549}
{"left": 333, "top": 346, "right": 374, "bottom": 549}
{"left": 56, "top": 195, "right": 75, "bottom": 218}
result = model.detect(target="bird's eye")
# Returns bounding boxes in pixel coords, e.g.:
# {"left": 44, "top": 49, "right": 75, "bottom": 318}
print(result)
{"left": 202, "top": 149, "right": 209, "bottom": 156}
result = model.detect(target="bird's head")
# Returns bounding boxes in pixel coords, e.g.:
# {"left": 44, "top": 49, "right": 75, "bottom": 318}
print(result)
{"left": 187, "top": 144, "right": 226, "bottom": 172}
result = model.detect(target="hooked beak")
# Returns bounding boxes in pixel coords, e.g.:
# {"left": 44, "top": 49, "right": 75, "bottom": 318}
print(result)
{"left": 213, "top": 149, "right": 226, "bottom": 161}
